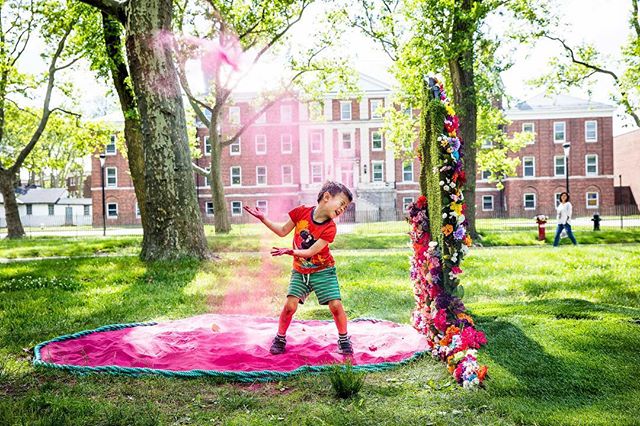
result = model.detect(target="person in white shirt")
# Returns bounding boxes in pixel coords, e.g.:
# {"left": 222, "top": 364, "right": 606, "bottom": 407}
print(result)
{"left": 553, "top": 192, "right": 578, "bottom": 246}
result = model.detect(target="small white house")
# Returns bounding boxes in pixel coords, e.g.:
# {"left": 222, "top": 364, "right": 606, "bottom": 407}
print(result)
{"left": 0, "top": 188, "right": 92, "bottom": 228}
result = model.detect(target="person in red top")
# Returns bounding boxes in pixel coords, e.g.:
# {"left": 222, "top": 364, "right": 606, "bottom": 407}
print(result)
{"left": 244, "top": 181, "right": 354, "bottom": 355}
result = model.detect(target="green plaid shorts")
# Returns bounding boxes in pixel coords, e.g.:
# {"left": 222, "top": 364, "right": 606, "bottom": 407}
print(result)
{"left": 287, "top": 266, "right": 341, "bottom": 305}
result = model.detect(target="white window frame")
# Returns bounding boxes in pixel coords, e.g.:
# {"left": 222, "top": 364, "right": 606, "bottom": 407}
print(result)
{"left": 255, "top": 134, "right": 267, "bottom": 155}
{"left": 48, "top": 204, "right": 55, "bottom": 216}
{"left": 230, "top": 138, "right": 241, "bottom": 156}
{"left": 107, "top": 203, "right": 118, "bottom": 218}
{"left": 482, "top": 195, "right": 494, "bottom": 212}
{"left": 281, "top": 134, "right": 292, "bottom": 154}
{"left": 105, "top": 134, "right": 117, "bottom": 155}
{"left": 204, "top": 136, "right": 211, "bottom": 156}
{"left": 585, "top": 154, "right": 598, "bottom": 176}
{"left": 310, "top": 163, "right": 323, "bottom": 183}
{"left": 555, "top": 193, "right": 563, "bottom": 207}
{"left": 203, "top": 168, "right": 210, "bottom": 187}
{"left": 230, "top": 166, "right": 242, "bottom": 186}
{"left": 585, "top": 120, "right": 598, "bottom": 142}
{"left": 282, "top": 165, "right": 293, "bottom": 185}
{"left": 402, "top": 197, "right": 414, "bottom": 211}
{"left": 26, "top": 204, "right": 33, "bottom": 215}
{"left": 553, "top": 121, "right": 566, "bottom": 143}
{"left": 523, "top": 193, "right": 536, "bottom": 210}
{"left": 280, "top": 104, "right": 292, "bottom": 123}
{"left": 68, "top": 176, "right": 76, "bottom": 186}
{"left": 341, "top": 132, "right": 352, "bottom": 150}
{"left": 370, "top": 99, "right": 383, "bottom": 119}
{"left": 256, "top": 166, "right": 267, "bottom": 186}
{"left": 205, "top": 201, "right": 214, "bottom": 216}
{"left": 106, "top": 167, "right": 117, "bottom": 187}
{"left": 586, "top": 192, "right": 599, "bottom": 209}
{"left": 481, "top": 139, "right": 493, "bottom": 149}
{"left": 481, "top": 170, "right": 491, "bottom": 181}
{"left": 84, "top": 205, "right": 90, "bottom": 216}
{"left": 523, "top": 156, "right": 535, "bottom": 177}
{"left": 522, "top": 123, "right": 535, "bottom": 144}
{"left": 256, "top": 200, "right": 268, "bottom": 216}
{"left": 310, "top": 131, "right": 323, "bottom": 153}
{"left": 340, "top": 101, "right": 352, "bottom": 121}
{"left": 402, "top": 161, "right": 413, "bottom": 182}
{"left": 230, "top": 201, "right": 243, "bottom": 216}
{"left": 554, "top": 156, "right": 566, "bottom": 177}
{"left": 135, "top": 202, "right": 141, "bottom": 218}
{"left": 371, "top": 161, "right": 384, "bottom": 182}
{"left": 371, "top": 131, "right": 383, "bottom": 151}
{"left": 228, "top": 106, "right": 240, "bottom": 125}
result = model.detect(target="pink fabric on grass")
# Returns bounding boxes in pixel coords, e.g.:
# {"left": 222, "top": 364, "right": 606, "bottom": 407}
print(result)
{"left": 38, "top": 314, "right": 428, "bottom": 372}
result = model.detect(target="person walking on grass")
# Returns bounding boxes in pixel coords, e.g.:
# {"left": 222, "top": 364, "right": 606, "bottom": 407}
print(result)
{"left": 553, "top": 192, "right": 578, "bottom": 247}
{"left": 244, "top": 181, "right": 354, "bottom": 355}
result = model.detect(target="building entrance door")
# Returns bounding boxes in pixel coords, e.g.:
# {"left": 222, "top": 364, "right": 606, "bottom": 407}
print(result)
{"left": 65, "top": 207, "right": 73, "bottom": 225}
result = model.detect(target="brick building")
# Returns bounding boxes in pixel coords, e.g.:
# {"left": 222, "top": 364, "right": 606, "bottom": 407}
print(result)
{"left": 476, "top": 94, "right": 617, "bottom": 218}
{"left": 613, "top": 128, "right": 640, "bottom": 210}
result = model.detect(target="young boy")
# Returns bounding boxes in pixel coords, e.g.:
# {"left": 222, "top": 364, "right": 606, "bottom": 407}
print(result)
{"left": 243, "top": 181, "right": 354, "bottom": 355}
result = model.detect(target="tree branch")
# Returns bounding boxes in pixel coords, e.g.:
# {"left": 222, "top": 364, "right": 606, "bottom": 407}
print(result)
{"left": 192, "top": 162, "right": 209, "bottom": 176}
{"left": 78, "top": 0, "right": 127, "bottom": 23}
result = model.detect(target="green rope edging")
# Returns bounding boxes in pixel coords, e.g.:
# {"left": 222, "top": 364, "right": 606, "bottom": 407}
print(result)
{"left": 32, "top": 317, "right": 429, "bottom": 382}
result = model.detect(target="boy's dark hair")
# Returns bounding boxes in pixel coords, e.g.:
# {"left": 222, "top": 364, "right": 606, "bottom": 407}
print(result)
{"left": 560, "top": 192, "right": 570, "bottom": 202}
{"left": 317, "top": 181, "right": 353, "bottom": 203}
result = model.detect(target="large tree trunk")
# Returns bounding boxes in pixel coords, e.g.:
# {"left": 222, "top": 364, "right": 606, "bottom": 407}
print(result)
{"left": 0, "top": 170, "right": 25, "bottom": 238}
{"left": 101, "top": 13, "right": 151, "bottom": 252}
{"left": 125, "top": 0, "right": 209, "bottom": 260}
{"left": 209, "top": 119, "right": 231, "bottom": 234}
{"left": 448, "top": 0, "right": 479, "bottom": 240}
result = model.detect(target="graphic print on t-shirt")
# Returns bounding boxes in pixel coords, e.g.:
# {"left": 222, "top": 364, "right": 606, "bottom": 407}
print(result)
{"left": 288, "top": 206, "right": 336, "bottom": 274}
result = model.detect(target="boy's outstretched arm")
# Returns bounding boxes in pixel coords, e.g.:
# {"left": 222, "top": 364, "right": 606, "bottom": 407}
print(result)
{"left": 244, "top": 206, "right": 295, "bottom": 237}
{"left": 272, "top": 238, "right": 329, "bottom": 258}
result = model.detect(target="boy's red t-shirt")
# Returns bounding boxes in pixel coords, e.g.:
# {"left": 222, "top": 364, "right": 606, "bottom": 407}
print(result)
{"left": 288, "top": 205, "right": 337, "bottom": 274}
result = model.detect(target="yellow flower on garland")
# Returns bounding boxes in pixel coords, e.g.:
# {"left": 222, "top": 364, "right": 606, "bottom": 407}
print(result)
{"left": 445, "top": 104, "right": 456, "bottom": 116}
{"left": 463, "top": 235, "right": 473, "bottom": 247}
{"left": 448, "top": 131, "right": 457, "bottom": 137}
{"left": 450, "top": 202, "right": 463, "bottom": 216}
{"left": 442, "top": 224, "right": 453, "bottom": 236}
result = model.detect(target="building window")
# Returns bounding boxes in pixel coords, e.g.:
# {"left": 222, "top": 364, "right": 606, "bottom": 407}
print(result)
{"left": 553, "top": 121, "right": 566, "bottom": 143}
{"left": 523, "top": 157, "right": 535, "bottom": 177}
{"left": 310, "top": 131, "right": 323, "bottom": 153}
{"left": 68, "top": 176, "right": 76, "bottom": 186}
{"left": 586, "top": 154, "right": 598, "bottom": 176}
{"left": 482, "top": 195, "right": 494, "bottom": 211}
{"left": 230, "top": 167, "right": 241, "bottom": 186}
{"left": 204, "top": 136, "right": 211, "bottom": 155}
{"left": 522, "top": 123, "right": 535, "bottom": 144}
{"left": 106, "top": 167, "right": 117, "bottom": 187}
{"left": 256, "top": 166, "right": 267, "bottom": 186}
{"left": 84, "top": 205, "right": 90, "bottom": 216}
{"left": 231, "top": 201, "right": 242, "bottom": 216}
{"left": 481, "top": 139, "right": 493, "bottom": 149}
{"left": 281, "top": 134, "right": 292, "bottom": 153}
{"left": 554, "top": 156, "right": 566, "bottom": 176}
{"left": 107, "top": 203, "right": 118, "bottom": 218}
{"left": 481, "top": 170, "right": 491, "bottom": 180}
{"left": 230, "top": 138, "right": 241, "bottom": 155}
{"left": 372, "top": 161, "right": 384, "bottom": 182}
{"left": 203, "top": 168, "right": 210, "bottom": 187}
{"left": 311, "top": 163, "right": 323, "bottom": 183}
{"left": 280, "top": 105, "right": 292, "bottom": 123}
{"left": 371, "top": 131, "right": 383, "bottom": 151}
{"left": 555, "top": 193, "right": 562, "bottom": 207}
{"left": 586, "top": 192, "right": 599, "bottom": 208}
{"left": 48, "top": 204, "right": 54, "bottom": 216}
{"left": 105, "top": 134, "right": 117, "bottom": 155}
{"left": 402, "top": 161, "right": 413, "bottom": 182}
{"left": 308, "top": 102, "right": 323, "bottom": 121}
{"left": 340, "top": 101, "right": 352, "bottom": 120}
{"left": 282, "top": 165, "right": 293, "bottom": 185}
{"left": 585, "top": 120, "right": 598, "bottom": 142}
{"left": 26, "top": 204, "right": 32, "bottom": 215}
{"left": 255, "top": 134, "right": 267, "bottom": 155}
{"left": 255, "top": 111, "right": 266, "bottom": 124}
{"left": 228, "top": 106, "right": 240, "bottom": 125}
{"left": 341, "top": 132, "right": 352, "bottom": 150}
{"left": 134, "top": 202, "right": 141, "bottom": 218}
{"left": 256, "top": 200, "right": 268, "bottom": 215}
{"left": 205, "top": 201, "right": 214, "bottom": 216}
{"left": 523, "top": 193, "right": 536, "bottom": 210}
{"left": 402, "top": 197, "right": 414, "bottom": 211}
{"left": 370, "top": 99, "right": 383, "bottom": 119}
{"left": 403, "top": 104, "right": 413, "bottom": 117}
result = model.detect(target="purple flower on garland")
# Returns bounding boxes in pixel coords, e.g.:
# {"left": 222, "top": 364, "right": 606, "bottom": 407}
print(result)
{"left": 450, "top": 137, "right": 461, "bottom": 151}
{"left": 453, "top": 226, "right": 466, "bottom": 240}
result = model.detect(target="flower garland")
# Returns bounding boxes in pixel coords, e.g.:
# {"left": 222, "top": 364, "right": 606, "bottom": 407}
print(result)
{"left": 407, "top": 77, "right": 487, "bottom": 388}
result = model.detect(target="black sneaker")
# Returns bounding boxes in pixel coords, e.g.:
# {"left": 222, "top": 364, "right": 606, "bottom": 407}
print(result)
{"left": 270, "top": 335, "right": 286, "bottom": 355}
{"left": 337, "top": 336, "right": 353, "bottom": 355}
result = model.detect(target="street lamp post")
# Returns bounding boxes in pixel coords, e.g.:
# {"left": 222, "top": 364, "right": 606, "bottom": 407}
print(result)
{"left": 619, "top": 174, "right": 624, "bottom": 229}
{"left": 562, "top": 142, "right": 571, "bottom": 194}
{"left": 99, "top": 154, "right": 106, "bottom": 236}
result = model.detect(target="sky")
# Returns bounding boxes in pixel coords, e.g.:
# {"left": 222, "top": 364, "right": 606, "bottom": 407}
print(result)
{"left": 23, "top": 0, "right": 637, "bottom": 137}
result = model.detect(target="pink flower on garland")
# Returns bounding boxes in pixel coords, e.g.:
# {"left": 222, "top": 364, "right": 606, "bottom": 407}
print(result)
{"left": 433, "top": 309, "right": 448, "bottom": 332}
{"left": 460, "top": 327, "right": 487, "bottom": 349}
{"left": 451, "top": 266, "right": 463, "bottom": 275}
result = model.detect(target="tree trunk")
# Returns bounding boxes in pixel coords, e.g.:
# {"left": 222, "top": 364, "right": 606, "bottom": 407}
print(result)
{"left": 125, "top": 0, "right": 209, "bottom": 260}
{"left": 209, "top": 119, "right": 231, "bottom": 234}
{"left": 448, "top": 0, "right": 479, "bottom": 240}
{"left": 0, "top": 170, "right": 25, "bottom": 238}
{"left": 101, "top": 13, "right": 151, "bottom": 253}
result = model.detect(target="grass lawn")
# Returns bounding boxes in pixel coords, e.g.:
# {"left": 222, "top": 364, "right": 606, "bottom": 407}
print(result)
{"left": 1, "top": 245, "right": 639, "bottom": 425}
